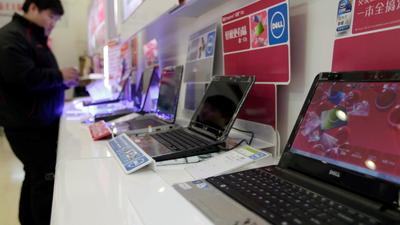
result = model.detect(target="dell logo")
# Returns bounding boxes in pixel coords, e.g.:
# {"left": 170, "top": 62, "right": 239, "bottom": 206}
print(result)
{"left": 272, "top": 21, "right": 284, "bottom": 30}
{"left": 329, "top": 170, "right": 341, "bottom": 178}
{"left": 270, "top": 11, "right": 285, "bottom": 39}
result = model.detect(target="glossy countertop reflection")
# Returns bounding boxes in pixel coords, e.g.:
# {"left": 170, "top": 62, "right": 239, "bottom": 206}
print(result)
{"left": 52, "top": 111, "right": 214, "bottom": 225}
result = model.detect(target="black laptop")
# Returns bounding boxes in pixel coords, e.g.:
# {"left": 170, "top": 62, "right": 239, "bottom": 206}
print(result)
{"left": 174, "top": 71, "right": 400, "bottom": 225}
{"left": 110, "top": 65, "right": 184, "bottom": 135}
{"left": 93, "top": 66, "right": 159, "bottom": 122}
{"left": 130, "top": 75, "right": 255, "bottom": 161}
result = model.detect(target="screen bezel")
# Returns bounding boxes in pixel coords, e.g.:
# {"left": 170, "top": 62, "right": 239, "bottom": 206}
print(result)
{"left": 280, "top": 70, "right": 400, "bottom": 206}
{"left": 156, "top": 65, "right": 184, "bottom": 124}
{"left": 138, "top": 65, "right": 159, "bottom": 112}
{"left": 188, "top": 75, "right": 255, "bottom": 141}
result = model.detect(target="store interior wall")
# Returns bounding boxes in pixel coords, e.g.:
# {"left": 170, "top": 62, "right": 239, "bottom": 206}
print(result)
{"left": 278, "top": 0, "right": 337, "bottom": 151}
{"left": 51, "top": 0, "right": 91, "bottom": 98}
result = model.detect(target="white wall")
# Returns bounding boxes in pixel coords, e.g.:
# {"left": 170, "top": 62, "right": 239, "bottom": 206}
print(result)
{"left": 51, "top": 0, "right": 91, "bottom": 68}
{"left": 0, "top": 15, "right": 11, "bottom": 28}
{"left": 51, "top": 0, "right": 91, "bottom": 98}
{"left": 278, "top": 0, "right": 338, "bottom": 151}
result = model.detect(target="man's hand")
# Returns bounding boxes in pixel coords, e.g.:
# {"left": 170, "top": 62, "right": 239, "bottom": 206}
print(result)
{"left": 61, "top": 67, "right": 79, "bottom": 88}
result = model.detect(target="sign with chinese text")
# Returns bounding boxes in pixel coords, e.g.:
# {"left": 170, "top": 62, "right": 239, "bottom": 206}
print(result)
{"left": 221, "top": 0, "right": 289, "bottom": 127}
{"left": 0, "top": 0, "right": 22, "bottom": 16}
{"left": 333, "top": 0, "right": 400, "bottom": 72}
{"left": 222, "top": 0, "right": 290, "bottom": 83}
{"left": 353, "top": 0, "right": 400, "bottom": 34}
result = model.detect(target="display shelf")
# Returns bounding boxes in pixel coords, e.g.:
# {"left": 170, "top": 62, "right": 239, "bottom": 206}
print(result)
{"left": 168, "top": 0, "right": 226, "bottom": 17}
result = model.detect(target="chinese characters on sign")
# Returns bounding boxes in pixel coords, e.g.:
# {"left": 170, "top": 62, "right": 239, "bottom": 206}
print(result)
{"left": 353, "top": 0, "right": 400, "bottom": 33}
{"left": 333, "top": 0, "right": 400, "bottom": 72}
{"left": 222, "top": 0, "right": 290, "bottom": 127}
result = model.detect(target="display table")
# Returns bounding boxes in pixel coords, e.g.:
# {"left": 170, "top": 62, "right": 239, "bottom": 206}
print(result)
{"left": 51, "top": 103, "right": 277, "bottom": 225}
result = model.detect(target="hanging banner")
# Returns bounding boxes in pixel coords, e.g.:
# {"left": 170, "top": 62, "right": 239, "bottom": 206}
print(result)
{"left": 222, "top": 0, "right": 290, "bottom": 84}
{"left": 333, "top": 0, "right": 400, "bottom": 72}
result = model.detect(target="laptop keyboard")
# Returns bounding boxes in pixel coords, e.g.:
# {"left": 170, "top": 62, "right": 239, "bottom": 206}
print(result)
{"left": 206, "top": 167, "right": 381, "bottom": 225}
{"left": 151, "top": 129, "right": 213, "bottom": 151}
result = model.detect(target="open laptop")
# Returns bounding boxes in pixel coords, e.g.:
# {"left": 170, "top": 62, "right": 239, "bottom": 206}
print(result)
{"left": 109, "top": 65, "right": 184, "bottom": 135}
{"left": 82, "top": 70, "right": 132, "bottom": 107}
{"left": 174, "top": 71, "right": 400, "bottom": 225}
{"left": 129, "top": 75, "right": 255, "bottom": 162}
{"left": 93, "top": 66, "right": 159, "bottom": 122}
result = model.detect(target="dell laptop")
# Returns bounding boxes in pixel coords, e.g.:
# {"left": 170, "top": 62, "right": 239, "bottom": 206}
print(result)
{"left": 130, "top": 75, "right": 255, "bottom": 162}
{"left": 109, "top": 65, "right": 184, "bottom": 135}
{"left": 93, "top": 66, "right": 159, "bottom": 122}
{"left": 174, "top": 71, "right": 400, "bottom": 225}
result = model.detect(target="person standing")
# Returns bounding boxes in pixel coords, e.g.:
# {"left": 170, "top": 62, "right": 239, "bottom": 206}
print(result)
{"left": 0, "top": 0, "right": 79, "bottom": 224}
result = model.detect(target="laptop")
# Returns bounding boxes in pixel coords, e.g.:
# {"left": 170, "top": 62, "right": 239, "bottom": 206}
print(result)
{"left": 174, "top": 71, "right": 400, "bottom": 225}
{"left": 82, "top": 69, "right": 132, "bottom": 107}
{"left": 109, "top": 65, "right": 184, "bottom": 135}
{"left": 93, "top": 66, "right": 159, "bottom": 122}
{"left": 130, "top": 75, "right": 255, "bottom": 162}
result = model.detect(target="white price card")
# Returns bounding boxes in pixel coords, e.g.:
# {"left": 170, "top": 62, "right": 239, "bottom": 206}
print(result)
{"left": 185, "top": 145, "right": 270, "bottom": 179}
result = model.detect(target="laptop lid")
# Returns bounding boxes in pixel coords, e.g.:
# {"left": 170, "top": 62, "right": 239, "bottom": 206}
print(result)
{"left": 155, "top": 65, "right": 184, "bottom": 123}
{"left": 188, "top": 75, "right": 255, "bottom": 141}
{"left": 280, "top": 71, "right": 400, "bottom": 207}
{"left": 134, "top": 65, "right": 159, "bottom": 112}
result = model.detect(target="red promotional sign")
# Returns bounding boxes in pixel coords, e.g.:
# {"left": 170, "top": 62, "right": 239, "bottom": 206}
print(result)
{"left": 222, "top": 17, "right": 250, "bottom": 53}
{"left": 222, "top": 0, "right": 289, "bottom": 127}
{"left": 353, "top": 0, "right": 400, "bottom": 34}
{"left": 332, "top": 0, "right": 400, "bottom": 72}
{"left": 222, "top": 0, "right": 290, "bottom": 83}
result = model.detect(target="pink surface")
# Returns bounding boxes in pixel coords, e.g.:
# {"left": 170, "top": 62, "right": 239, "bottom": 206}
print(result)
{"left": 292, "top": 82, "right": 400, "bottom": 177}
{"left": 332, "top": 29, "right": 400, "bottom": 72}
{"left": 238, "top": 84, "right": 276, "bottom": 128}
{"left": 224, "top": 45, "right": 289, "bottom": 83}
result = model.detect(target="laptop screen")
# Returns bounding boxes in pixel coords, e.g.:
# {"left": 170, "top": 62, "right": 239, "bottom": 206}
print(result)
{"left": 190, "top": 76, "right": 255, "bottom": 139}
{"left": 133, "top": 66, "right": 158, "bottom": 111}
{"left": 290, "top": 79, "right": 400, "bottom": 185}
{"left": 156, "top": 66, "right": 183, "bottom": 123}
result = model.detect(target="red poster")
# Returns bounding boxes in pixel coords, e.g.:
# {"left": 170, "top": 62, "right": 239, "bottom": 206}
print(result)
{"left": 222, "top": 0, "right": 289, "bottom": 127}
{"left": 332, "top": 0, "right": 400, "bottom": 72}
{"left": 353, "top": 0, "right": 400, "bottom": 34}
{"left": 238, "top": 84, "right": 277, "bottom": 128}
{"left": 222, "top": 0, "right": 290, "bottom": 83}
{"left": 222, "top": 17, "right": 250, "bottom": 53}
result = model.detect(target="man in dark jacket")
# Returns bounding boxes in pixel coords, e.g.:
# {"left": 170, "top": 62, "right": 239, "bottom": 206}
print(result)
{"left": 0, "top": 0, "right": 79, "bottom": 224}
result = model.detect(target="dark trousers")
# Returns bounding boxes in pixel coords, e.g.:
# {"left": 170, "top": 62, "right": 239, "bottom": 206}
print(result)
{"left": 4, "top": 121, "right": 59, "bottom": 225}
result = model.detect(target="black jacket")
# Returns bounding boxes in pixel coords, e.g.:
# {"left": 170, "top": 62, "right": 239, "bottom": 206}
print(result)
{"left": 0, "top": 14, "right": 66, "bottom": 129}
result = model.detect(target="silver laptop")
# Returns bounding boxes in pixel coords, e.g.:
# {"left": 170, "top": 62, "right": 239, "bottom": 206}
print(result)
{"left": 174, "top": 71, "right": 400, "bottom": 225}
{"left": 129, "top": 75, "right": 255, "bottom": 162}
{"left": 109, "top": 65, "right": 184, "bottom": 135}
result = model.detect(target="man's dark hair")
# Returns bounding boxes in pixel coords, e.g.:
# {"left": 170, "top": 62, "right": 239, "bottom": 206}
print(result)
{"left": 22, "top": 0, "right": 64, "bottom": 15}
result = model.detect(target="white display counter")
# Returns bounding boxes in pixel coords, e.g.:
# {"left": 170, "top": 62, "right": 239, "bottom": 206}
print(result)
{"left": 51, "top": 103, "right": 277, "bottom": 225}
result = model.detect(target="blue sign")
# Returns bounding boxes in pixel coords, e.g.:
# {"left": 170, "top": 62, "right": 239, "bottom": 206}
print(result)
{"left": 268, "top": 3, "right": 288, "bottom": 45}
{"left": 205, "top": 31, "right": 216, "bottom": 57}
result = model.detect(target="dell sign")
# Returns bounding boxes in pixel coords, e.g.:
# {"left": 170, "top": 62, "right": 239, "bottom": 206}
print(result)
{"left": 268, "top": 3, "right": 288, "bottom": 45}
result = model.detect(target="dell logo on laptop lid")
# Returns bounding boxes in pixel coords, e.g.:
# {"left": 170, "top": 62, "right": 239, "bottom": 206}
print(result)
{"left": 329, "top": 169, "right": 341, "bottom": 178}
